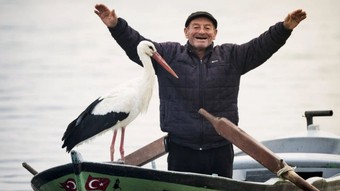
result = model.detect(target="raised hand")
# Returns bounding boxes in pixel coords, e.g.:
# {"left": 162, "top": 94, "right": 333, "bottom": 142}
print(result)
{"left": 283, "top": 9, "right": 307, "bottom": 30}
{"left": 94, "top": 4, "right": 118, "bottom": 28}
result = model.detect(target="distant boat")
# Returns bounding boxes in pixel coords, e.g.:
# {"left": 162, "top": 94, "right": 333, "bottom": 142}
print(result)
{"left": 24, "top": 110, "right": 340, "bottom": 191}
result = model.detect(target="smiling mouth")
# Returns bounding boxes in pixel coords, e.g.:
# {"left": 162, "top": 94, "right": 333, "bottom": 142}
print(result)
{"left": 195, "top": 37, "right": 207, "bottom": 40}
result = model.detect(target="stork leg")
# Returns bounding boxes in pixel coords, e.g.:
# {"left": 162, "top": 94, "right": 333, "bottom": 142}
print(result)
{"left": 110, "top": 129, "right": 118, "bottom": 162}
{"left": 110, "top": 127, "right": 126, "bottom": 162}
{"left": 119, "top": 127, "right": 126, "bottom": 161}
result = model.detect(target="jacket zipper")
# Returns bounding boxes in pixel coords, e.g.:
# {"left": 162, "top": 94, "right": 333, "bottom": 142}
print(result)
{"left": 198, "top": 59, "right": 204, "bottom": 150}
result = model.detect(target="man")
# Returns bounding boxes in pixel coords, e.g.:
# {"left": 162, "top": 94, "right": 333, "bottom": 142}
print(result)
{"left": 94, "top": 4, "right": 306, "bottom": 178}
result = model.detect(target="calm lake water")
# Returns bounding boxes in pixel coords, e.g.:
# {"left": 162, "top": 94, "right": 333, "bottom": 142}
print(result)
{"left": 1, "top": 0, "right": 339, "bottom": 190}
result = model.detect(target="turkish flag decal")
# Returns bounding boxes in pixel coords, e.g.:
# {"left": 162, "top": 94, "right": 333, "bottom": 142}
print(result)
{"left": 59, "top": 178, "right": 77, "bottom": 191}
{"left": 85, "top": 175, "right": 110, "bottom": 191}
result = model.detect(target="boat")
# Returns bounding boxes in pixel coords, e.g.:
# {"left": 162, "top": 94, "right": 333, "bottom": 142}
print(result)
{"left": 24, "top": 110, "right": 340, "bottom": 191}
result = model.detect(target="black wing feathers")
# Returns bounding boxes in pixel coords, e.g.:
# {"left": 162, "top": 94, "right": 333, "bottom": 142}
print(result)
{"left": 61, "top": 98, "right": 129, "bottom": 152}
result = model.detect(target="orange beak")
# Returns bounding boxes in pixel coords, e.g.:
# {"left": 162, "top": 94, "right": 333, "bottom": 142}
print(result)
{"left": 152, "top": 52, "right": 179, "bottom": 79}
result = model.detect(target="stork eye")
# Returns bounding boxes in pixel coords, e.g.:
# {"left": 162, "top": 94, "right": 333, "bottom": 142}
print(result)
{"left": 148, "top": 46, "right": 155, "bottom": 51}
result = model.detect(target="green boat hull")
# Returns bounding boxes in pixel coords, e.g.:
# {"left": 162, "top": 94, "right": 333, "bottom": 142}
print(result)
{"left": 31, "top": 161, "right": 340, "bottom": 191}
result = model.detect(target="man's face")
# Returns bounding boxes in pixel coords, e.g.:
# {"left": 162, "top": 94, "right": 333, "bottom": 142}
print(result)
{"left": 184, "top": 17, "right": 217, "bottom": 50}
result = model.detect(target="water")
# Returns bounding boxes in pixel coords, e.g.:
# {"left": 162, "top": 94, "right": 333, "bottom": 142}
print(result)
{"left": 1, "top": 0, "right": 339, "bottom": 190}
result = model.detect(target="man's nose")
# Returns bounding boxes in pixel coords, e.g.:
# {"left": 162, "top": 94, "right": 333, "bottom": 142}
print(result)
{"left": 198, "top": 27, "right": 205, "bottom": 33}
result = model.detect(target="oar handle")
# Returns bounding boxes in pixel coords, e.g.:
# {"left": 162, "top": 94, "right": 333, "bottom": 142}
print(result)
{"left": 22, "top": 162, "right": 38, "bottom": 175}
{"left": 198, "top": 108, "right": 320, "bottom": 191}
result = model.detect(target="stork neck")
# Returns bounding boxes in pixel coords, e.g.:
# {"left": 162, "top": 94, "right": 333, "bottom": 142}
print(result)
{"left": 138, "top": 56, "right": 156, "bottom": 113}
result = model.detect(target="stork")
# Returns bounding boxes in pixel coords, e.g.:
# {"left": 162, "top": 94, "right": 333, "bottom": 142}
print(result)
{"left": 61, "top": 40, "right": 178, "bottom": 161}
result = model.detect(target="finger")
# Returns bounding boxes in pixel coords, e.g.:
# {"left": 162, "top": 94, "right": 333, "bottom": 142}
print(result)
{"left": 295, "top": 12, "right": 307, "bottom": 22}
{"left": 299, "top": 11, "right": 307, "bottom": 19}
{"left": 94, "top": 10, "right": 102, "bottom": 17}
{"left": 292, "top": 9, "right": 303, "bottom": 14}
{"left": 94, "top": 4, "right": 102, "bottom": 11}
{"left": 95, "top": 4, "right": 108, "bottom": 13}
{"left": 292, "top": 10, "right": 306, "bottom": 18}
{"left": 111, "top": 9, "right": 116, "bottom": 17}
{"left": 290, "top": 10, "right": 301, "bottom": 18}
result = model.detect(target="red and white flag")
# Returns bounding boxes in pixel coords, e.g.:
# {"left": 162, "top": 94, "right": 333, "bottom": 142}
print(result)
{"left": 59, "top": 178, "right": 77, "bottom": 191}
{"left": 85, "top": 175, "right": 110, "bottom": 191}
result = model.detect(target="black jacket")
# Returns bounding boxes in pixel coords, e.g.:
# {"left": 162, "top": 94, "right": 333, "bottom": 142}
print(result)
{"left": 109, "top": 18, "right": 292, "bottom": 150}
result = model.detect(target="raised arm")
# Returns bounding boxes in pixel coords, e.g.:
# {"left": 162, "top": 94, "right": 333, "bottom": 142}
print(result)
{"left": 94, "top": 4, "right": 150, "bottom": 66}
{"left": 283, "top": 9, "right": 307, "bottom": 30}
{"left": 94, "top": 4, "right": 118, "bottom": 28}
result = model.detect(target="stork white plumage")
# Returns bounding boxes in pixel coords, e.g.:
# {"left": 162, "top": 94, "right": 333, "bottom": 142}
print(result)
{"left": 61, "top": 40, "right": 178, "bottom": 161}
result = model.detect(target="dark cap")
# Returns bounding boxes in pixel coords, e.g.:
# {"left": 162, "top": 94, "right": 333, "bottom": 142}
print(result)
{"left": 185, "top": 11, "right": 218, "bottom": 28}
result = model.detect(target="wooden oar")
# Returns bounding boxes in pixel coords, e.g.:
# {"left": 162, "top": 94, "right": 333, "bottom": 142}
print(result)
{"left": 198, "top": 108, "right": 319, "bottom": 191}
{"left": 123, "top": 136, "right": 167, "bottom": 166}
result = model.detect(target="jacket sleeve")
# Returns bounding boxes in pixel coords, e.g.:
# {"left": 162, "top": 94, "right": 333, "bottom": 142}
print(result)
{"left": 234, "top": 22, "right": 292, "bottom": 75}
{"left": 108, "top": 18, "right": 150, "bottom": 66}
